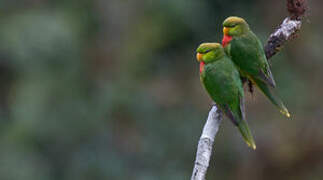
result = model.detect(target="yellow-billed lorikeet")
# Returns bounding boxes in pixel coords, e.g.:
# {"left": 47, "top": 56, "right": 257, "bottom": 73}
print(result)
{"left": 222, "top": 16, "right": 290, "bottom": 118}
{"left": 197, "top": 43, "right": 256, "bottom": 149}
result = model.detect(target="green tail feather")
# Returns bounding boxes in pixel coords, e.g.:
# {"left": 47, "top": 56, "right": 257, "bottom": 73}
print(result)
{"left": 237, "top": 120, "right": 256, "bottom": 150}
{"left": 253, "top": 78, "right": 290, "bottom": 118}
{"left": 223, "top": 106, "right": 256, "bottom": 150}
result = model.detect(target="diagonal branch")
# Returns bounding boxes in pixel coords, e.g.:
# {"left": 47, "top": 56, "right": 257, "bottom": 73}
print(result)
{"left": 191, "top": 1, "right": 307, "bottom": 180}
{"left": 265, "top": 0, "right": 306, "bottom": 59}
{"left": 191, "top": 106, "right": 222, "bottom": 180}
{"left": 265, "top": 17, "right": 302, "bottom": 59}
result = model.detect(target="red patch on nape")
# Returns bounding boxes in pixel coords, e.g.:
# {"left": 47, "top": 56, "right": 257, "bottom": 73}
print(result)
{"left": 222, "top": 35, "right": 232, "bottom": 47}
{"left": 199, "top": 61, "right": 205, "bottom": 74}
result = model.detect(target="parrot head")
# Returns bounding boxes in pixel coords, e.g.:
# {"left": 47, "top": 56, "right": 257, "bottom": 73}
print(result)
{"left": 223, "top": 16, "right": 250, "bottom": 37}
{"left": 196, "top": 43, "right": 224, "bottom": 63}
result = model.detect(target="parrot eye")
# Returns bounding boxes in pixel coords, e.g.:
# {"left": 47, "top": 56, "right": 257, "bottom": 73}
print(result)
{"left": 227, "top": 24, "right": 236, "bottom": 28}
{"left": 203, "top": 49, "right": 212, "bottom": 54}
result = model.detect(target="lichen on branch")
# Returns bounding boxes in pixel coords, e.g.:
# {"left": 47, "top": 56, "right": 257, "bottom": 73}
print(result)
{"left": 265, "top": 0, "right": 307, "bottom": 59}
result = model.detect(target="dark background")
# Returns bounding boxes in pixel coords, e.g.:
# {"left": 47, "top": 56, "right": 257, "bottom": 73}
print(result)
{"left": 0, "top": 0, "right": 322, "bottom": 179}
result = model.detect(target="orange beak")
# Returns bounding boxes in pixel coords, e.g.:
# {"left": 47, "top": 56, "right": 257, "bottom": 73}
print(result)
{"left": 196, "top": 53, "right": 203, "bottom": 62}
{"left": 223, "top": 27, "right": 230, "bottom": 35}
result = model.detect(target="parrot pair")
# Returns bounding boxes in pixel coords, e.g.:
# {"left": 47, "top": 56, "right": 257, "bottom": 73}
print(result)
{"left": 196, "top": 16, "right": 290, "bottom": 150}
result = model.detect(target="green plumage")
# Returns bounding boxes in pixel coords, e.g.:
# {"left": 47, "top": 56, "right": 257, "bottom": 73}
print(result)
{"left": 223, "top": 16, "right": 290, "bottom": 117}
{"left": 197, "top": 43, "right": 256, "bottom": 149}
{"left": 228, "top": 32, "right": 275, "bottom": 85}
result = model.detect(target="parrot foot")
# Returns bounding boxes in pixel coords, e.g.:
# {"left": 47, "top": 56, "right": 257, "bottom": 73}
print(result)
{"left": 248, "top": 80, "right": 254, "bottom": 94}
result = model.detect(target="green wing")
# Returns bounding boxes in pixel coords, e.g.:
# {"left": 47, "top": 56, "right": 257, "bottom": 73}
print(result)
{"left": 229, "top": 31, "right": 276, "bottom": 87}
{"left": 227, "top": 31, "right": 290, "bottom": 117}
{"left": 201, "top": 56, "right": 256, "bottom": 149}
{"left": 201, "top": 56, "right": 243, "bottom": 121}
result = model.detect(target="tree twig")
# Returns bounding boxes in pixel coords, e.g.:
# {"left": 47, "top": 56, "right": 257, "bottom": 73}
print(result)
{"left": 191, "top": 1, "right": 307, "bottom": 180}
{"left": 265, "top": 0, "right": 306, "bottom": 59}
{"left": 191, "top": 106, "right": 222, "bottom": 180}
{"left": 265, "top": 17, "right": 302, "bottom": 59}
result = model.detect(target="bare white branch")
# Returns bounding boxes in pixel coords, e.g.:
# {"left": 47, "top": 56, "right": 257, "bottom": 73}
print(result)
{"left": 272, "top": 17, "right": 301, "bottom": 39}
{"left": 191, "top": 106, "right": 222, "bottom": 180}
{"left": 265, "top": 17, "right": 302, "bottom": 59}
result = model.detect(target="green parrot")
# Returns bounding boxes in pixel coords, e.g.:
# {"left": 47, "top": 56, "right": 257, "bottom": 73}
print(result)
{"left": 222, "top": 16, "right": 290, "bottom": 118}
{"left": 196, "top": 43, "right": 256, "bottom": 149}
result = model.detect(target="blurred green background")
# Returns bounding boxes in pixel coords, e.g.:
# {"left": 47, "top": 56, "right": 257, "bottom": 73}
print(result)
{"left": 0, "top": 0, "right": 322, "bottom": 179}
